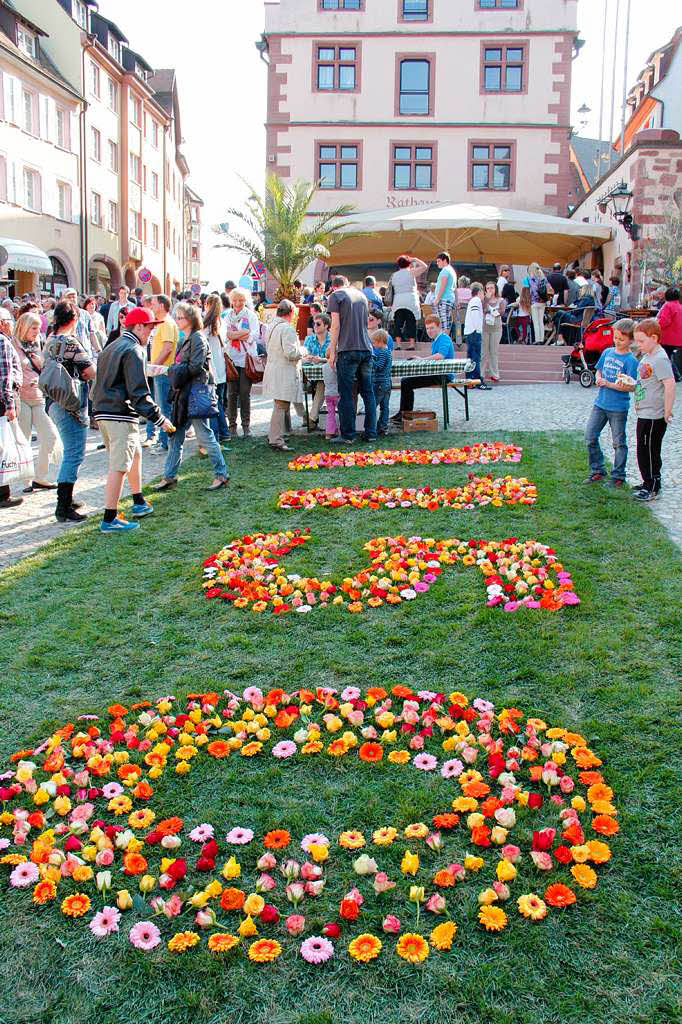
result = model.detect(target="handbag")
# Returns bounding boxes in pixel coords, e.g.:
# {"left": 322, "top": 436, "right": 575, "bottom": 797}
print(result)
{"left": 244, "top": 350, "right": 265, "bottom": 383}
{"left": 225, "top": 354, "right": 239, "bottom": 382}
{"left": 385, "top": 279, "right": 394, "bottom": 307}
{"left": 38, "top": 338, "right": 82, "bottom": 416}
{"left": 188, "top": 378, "right": 219, "bottom": 419}
{"left": 0, "top": 416, "right": 34, "bottom": 485}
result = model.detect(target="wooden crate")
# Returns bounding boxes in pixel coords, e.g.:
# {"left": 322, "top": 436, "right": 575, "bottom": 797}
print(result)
{"left": 402, "top": 410, "right": 439, "bottom": 433}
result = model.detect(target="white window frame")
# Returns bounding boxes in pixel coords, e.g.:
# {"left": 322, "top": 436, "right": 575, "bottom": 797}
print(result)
{"left": 108, "top": 139, "right": 118, "bottom": 172}
{"left": 22, "top": 88, "right": 37, "bottom": 136}
{"left": 0, "top": 155, "right": 7, "bottom": 203}
{"left": 130, "top": 153, "right": 141, "bottom": 184}
{"left": 56, "top": 107, "right": 70, "bottom": 150}
{"left": 17, "top": 27, "right": 36, "bottom": 58}
{"left": 130, "top": 208, "right": 141, "bottom": 240}
{"left": 90, "top": 61, "right": 100, "bottom": 98}
{"left": 23, "top": 167, "right": 41, "bottom": 212}
{"left": 91, "top": 190, "right": 102, "bottom": 226}
{"left": 131, "top": 96, "right": 142, "bottom": 127}
{"left": 73, "top": 0, "right": 89, "bottom": 29}
{"left": 108, "top": 200, "right": 118, "bottom": 233}
{"left": 57, "top": 181, "right": 72, "bottom": 222}
{"left": 107, "top": 77, "right": 118, "bottom": 113}
{"left": 108, "top": 36, "right": 121, "bottom": 63}
{"left": 152, "top": 120, "right": 159, "bottom": 148}
{"left": 151, "top": 171, "right": 159, "bottom": 199}
{"left": 91, "top": 126, "right": 101, "bottom": 162}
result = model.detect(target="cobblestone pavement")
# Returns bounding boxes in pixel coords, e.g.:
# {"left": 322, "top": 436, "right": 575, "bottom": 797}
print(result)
{"left": 1, "top": 381, "right": 680, "bottom": 569}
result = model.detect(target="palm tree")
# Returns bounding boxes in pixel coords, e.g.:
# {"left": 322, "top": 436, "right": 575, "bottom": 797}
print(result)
{"left": 216, "top": 174, "right": 358, "bottom": 300}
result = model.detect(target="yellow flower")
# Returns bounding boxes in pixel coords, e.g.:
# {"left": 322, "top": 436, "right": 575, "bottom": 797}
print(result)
{"left": 72, "top": 865, "right": 93, "bottom": 883}
{"left": 571, "top": 864, "right": 597, "bottom": 889}
{"left": 478, "top": 906, "right": 508, "bottom": 932}
{"left": 128, "top": 809, "right": 155, "bottom": 830}
{"left": 372, "top": 826, "right": 397, "bottom": 846}
{"left": 248, "top": 938, "right": 281, "bottom": 962}
{"left": 387, "top": 750, "right": 410, "bottom": 765}
{"left": 570, "top": 844, "right": 591, "bottom": 864}
{"left": 222, "top": 856, "right": 241, "bottom": 880}
{"left": 238, "top": 915, "right": 259, "bottom": 937}
{"left": 464, "top": 855, "right": 484, "bottom": 872}
{"left": 168, "top": 930, "right": 200, "bottom": 952}
{"left": 477, "top": 888, "right": 498, "bottom": 906}
{"left": 240, "top": 742, "right": 263, "bottom": 757}
{"left": 430, "top": 921, "right": 457, "bottom": 950}
{"left": 571, "top": 796, "right": 587, "bottom": 812}
{"left": 33, "top": 789, "right": 50, "bottom": 806}
{"left": 404, "top": 823, "right": 429, "bottom": 840}
{"left": 452, "top": 797, "right": 478, "bottom": 812}
{"left": 243, "top": 893, "right": 265, "bottom": 916}
{"left": 175, "top": 762, "right": 191, "bottom": 775}
{"left": 188, "top": 891, "right": 209, "bottom": 907}
{"left": 205, "top": 880, "right": 223, "bottom": 899}
{"left": 496, "top": 860, "right": 517, "bottom": 883}
{"left": 116, "top": 889, "right": 133, "bottom": 910}
{"left": 309, "top": 843, "right": 329, "bottom": 864}
{"left": 517, "top": 893, "right": 548, "bottom": 920}
{"left": 339, "top": 831, "right": 366, "bottom": 850}
{"left": 400, "top": 850, "right": 419, "bottom": 876}
{"left": 139, "top": 875, "right": 156, "bottom": 893}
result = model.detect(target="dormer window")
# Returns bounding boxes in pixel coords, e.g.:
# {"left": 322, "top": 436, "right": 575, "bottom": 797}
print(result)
{"left": 17, "top": 26, "right": 36, "bottom": 58}
{"left": 108, "top": 35, "right": 121, "bottom": 63}
{"left": 135, "top": 64, "right": 147, "bottom": 81}
{"left": 73, "top": 0, "right": 89, "bottom": 30}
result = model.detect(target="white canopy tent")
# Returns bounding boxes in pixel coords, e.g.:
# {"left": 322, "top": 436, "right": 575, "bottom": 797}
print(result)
{"left": 0, "top": 238, "right": 53, "bottom": 275}
{"left": 325, "top": 203, "right": 613, "bottom": 267}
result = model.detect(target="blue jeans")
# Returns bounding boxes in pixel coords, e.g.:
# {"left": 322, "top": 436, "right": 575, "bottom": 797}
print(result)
{"left": 336, "top": 350, "right": 377, "bottom": 441}
{"left": 154, "top": 375, "right": 173, "bottom": 449}
{"left": 465, "top": 332, "right": 482, "bottom": 380}
{"left": 49, "top": 388, "right": 88, "bottom": 484}
{"left": 586, "top": 406, "right": 628, "bottom": 480}
{"left": 163, "top": 417, "right": 228, "bottom": 481}
{"left": 374, "top": 383, "right": 391, "bottom": 433}
{"left": 209, "top": 381, "right": 229, "bottom": 442}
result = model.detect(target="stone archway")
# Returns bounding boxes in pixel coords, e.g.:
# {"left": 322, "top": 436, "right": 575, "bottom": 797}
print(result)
{"left": 151, "top": 275, "right": 162, "bottom": 294}
{"left": 89, "top": 253, "right": 123, "bottom": 293}
{"left": 123, "top": 265, "right": 137, "bottom": 290}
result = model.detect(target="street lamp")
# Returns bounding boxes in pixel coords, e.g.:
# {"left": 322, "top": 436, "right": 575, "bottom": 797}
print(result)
{"left": 255, "top": 35, "right": 269, "bottom": 64}
{"left": 597, "top": 181, "right": 640, "bottom": 239}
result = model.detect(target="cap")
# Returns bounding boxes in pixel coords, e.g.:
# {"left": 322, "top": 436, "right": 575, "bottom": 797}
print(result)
{"left": 124, "top": 306, "right": 163, "bottom": 328}
{"left": 0, "top": 308, "right": 13, "bottom": 321}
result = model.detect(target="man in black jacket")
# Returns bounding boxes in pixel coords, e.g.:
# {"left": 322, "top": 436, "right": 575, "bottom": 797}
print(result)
{"left": 93, "top": 307, "right": 173, "bottom": 533}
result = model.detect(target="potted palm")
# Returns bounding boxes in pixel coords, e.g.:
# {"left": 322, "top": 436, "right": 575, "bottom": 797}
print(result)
{"left": 216, "top": 174, "right": 358, "bottom": 317}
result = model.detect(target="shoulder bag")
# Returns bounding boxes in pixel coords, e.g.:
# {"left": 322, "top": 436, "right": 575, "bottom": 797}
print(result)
{"left": 244, "top": 346, "right": 266, "bottom": 383}
{"left": 38, "top": 338, "right": 82, "bottom": 416}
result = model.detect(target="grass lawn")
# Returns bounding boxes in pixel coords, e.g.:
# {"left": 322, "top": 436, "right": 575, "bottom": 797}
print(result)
{"left": 0, "top": 430, "right": 680, "bottom": 1024}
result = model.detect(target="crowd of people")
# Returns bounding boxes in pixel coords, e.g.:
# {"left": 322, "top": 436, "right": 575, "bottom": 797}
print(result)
{"left": 0, "top": 258, "right": 679, "bottom": 522}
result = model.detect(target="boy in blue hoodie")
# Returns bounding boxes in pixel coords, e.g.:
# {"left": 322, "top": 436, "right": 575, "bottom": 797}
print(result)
{"left": 371, "top": 329, "right": 393, "bottom": 436}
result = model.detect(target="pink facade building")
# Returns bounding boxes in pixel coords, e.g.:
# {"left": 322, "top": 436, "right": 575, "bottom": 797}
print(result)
{"left": 262, "top": 0, "right": 579, "bottom": 218}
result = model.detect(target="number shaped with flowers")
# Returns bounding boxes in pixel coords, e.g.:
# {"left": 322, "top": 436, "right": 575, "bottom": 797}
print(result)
{"left": 201, "top": 530, "right": 580, "bottom": 615}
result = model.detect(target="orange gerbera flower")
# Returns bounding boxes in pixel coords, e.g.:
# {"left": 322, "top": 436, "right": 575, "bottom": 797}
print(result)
{"left": 207, "top": 740, "right": 231, "bottom": 759}
{"left": 208, "top": 933, "right": 239, "bottom": 953}
{"left": 571, "top": 864, "right": 597, "bottom": 889}
{"left": 118, "top": 763, "right": 141, "bottom": 780}
{"left": 544, "top": 883, "right": 577, "bottom": 908}
{"left": 107, "top": 704, "right": 128, "bottom": 717}
{"left": 391, "top": 685, "right": 414, "bottom": 699}
{"left": 433, "top": 813, "right": 460, "bottom": 830}
{"left": 266, "top": 689, "right": 287, "bottom": 706}
{"left": 61, "top": 892, "right": 91, "bottom": 917}
{"left": 156, "top": 817, "right": 184, "bottom": 836}
{"left": 462, "top": 781, "right": 490, "bottom": 799}
{"left": 123, "top": 853, "right": 148, "bottom": 876}
{"left": 220, "top": 887, "right": 246, "bottom": 912}
{"left": 396, "top": 933, "right": 429, "bottom": 963}
{"left": 248, "top": 938, "right": 282, "bottom": 963}
{"left": 366, "top": 687, "right": 388, "bottom": 702}
{"left": 327, "top": 739, "right": 348, "bottom": 757}
{"left": 263, "top": 830, "right": 291, "bottom": 850}
{"left": 572, "top": 747, "right": 602, "bottom": 768}
{"left": 358, "top": 742, "right": 383, "bottom": 763}
{"left": 348, "top": 933, "right": 382, "bottom": 963}
{"left": 586, "top": 782, "right": 613, "bottom": 804}
{"left": 133, "top": 781, "right": 154, "bottom": 801}
{"left": 33, "top": 880, "right": 57, "bottom": 904}
{"left": 579, "top": 771, "right": 604, "bottom": 786}
{"left": 591, "top": 815, "right": 619, "bottom": 837}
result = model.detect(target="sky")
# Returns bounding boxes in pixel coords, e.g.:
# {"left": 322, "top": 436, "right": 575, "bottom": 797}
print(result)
{"left": 109, "top": 0, "right": 681, "bottom": 290}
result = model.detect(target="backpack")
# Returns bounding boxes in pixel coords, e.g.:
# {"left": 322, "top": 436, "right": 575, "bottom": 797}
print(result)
{"left": 536, "top": 278, "right": 548, "bottom": 303}
{"left": 38, "top": 338, "right": 83, "bottom": 416}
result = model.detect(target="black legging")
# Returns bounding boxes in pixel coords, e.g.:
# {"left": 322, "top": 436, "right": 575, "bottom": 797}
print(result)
{"left": 394, "top": 308, "right": 416, "bottom": 344}
{"left": 636, "top": 417, "right": 667, "bottom": 493}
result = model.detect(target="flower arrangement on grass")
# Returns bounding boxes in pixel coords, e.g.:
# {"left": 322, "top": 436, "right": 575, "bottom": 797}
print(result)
{"left": 201, "top": 532, "right": 579, "bottom": 615}
{"left": 287, "top": 442, "right": 523, "bottom": 471}
{"left": 0, "top": 689, "right": 615, "bottom": 965}
{"left": 277, "top": 476, "right": 537, "bottom": 512}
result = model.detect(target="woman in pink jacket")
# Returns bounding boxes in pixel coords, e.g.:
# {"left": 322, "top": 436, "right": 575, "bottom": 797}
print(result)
{"left": 658, "top": 287, "right": 682, "bottom": 381}
{"left": 12, "top": 312, "right": 62, "bottom": 491}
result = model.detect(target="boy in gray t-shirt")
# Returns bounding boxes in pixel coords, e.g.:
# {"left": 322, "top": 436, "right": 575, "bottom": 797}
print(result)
{"left": 633, "top": 320, "right": 675, "bottom": 501}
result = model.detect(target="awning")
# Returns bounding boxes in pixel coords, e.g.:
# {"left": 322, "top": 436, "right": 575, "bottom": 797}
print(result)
{"left": 0, "top": 238, "right": 53, "bottom": 275}
{"left": 325, "top": 203, "right": 613, "bottom": 266}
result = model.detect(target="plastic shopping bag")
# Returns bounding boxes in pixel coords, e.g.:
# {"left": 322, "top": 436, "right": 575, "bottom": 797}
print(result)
{"left": 0, "top": 416, "right": 34, "bottom": 486}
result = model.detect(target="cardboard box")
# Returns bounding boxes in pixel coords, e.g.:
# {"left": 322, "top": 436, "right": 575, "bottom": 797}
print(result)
{"left": 402, "top": 410, "right": 439, "bottom": 433}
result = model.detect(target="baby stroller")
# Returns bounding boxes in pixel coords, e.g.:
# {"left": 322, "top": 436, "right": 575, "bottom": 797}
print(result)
{"left": 561, "top": 316, "right": 616, "bottom": 387}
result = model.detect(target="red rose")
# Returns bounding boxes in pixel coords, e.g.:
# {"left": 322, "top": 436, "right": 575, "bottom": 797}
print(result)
{"left": 340, "top": 898, "right": 360, "bottom": 921}
{"left": 201, "top": 840, "right": 219, "bottom": 859}
{"left": 56, "top": 785, "right": 71, "bottom": 796}
{"left": 553, "top": 845, "right": 573, "bottom": 865}
{"left": 64, "top": 836, "right": 82, "bottom": 852}
{"left": 532, "top": 828, "right": 556, "bottom": 852}
{"left": 196, "top": 856, "right": 215, "bottom": 873}
{"left": 259, "top": 904, "right": 280, "bottom": 924}
{"left": 145, "top": 830, "right": 162, "bottom": 845}
{"left": 110, "top": 730, "right": 125, "bottom": 744}
{"left": 323, "top": 922, "right": 341, "bottom": 938}
{"left": 167, "top": 859, "right": 187, "bottom": 881}
{"left": 0, "top": 788, "right": 13, "bottom": 802}
{"left": 127, "top": 737, "right": 140, "bottom": 750}
{"left": 527, "top": 793, "right": 544, "bottom": 810}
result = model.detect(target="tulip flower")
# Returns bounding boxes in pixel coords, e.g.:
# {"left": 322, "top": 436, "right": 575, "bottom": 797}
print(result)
{"left": 286, "top": 882, "right": 305, "bottom": 907}
{"left": 95, "top": 870, "right": 112, "bottom": 893}
{"left": 116, "top": 889, "right": 133, "bottom": 911}
{"left": 352, "top": 854, "right": 378, "bottom": 876}
{"left": 401, "top": 850, "right": 419, "bottom": 876}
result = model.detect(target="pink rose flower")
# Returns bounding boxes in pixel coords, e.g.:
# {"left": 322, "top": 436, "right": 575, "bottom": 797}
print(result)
{"left": 425, "top": 892, "right": 446, "bottom": 914}
{"left": 305, "top": 879, "right": 325, "bottom": 897}
{"left": 530, "top": 851, "right": 553, "bottom": 871}
{"left": 256, "top": 873, "right": 276, "bottom": 892}
{"left": 257, "top": 851, "right": 277, "bottom": 871}
{"left": 501, "top": 844, "right": 521, "bottom": 863}
{"left": 301, "top": 861, "right": 323, "bottom": 881}
{"left": 382, "top": 915, "right": 401, "bottom": 934}
{"left": 285, "top": 914, "right": 305, "bottom": 936}
{"left": 373, "top": 872, "right": 396, "bottom": 895}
